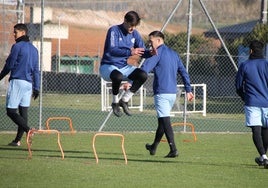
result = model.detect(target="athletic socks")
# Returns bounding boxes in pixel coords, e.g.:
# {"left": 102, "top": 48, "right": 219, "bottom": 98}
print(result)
{"left": 262, "top": 154, "right": 268, "bottom": 160}
{"left": 122, "top": 90, "right": 134, "bottom": 102}
{"left": 113, "top": 95, "right": 119, "bottom": 103}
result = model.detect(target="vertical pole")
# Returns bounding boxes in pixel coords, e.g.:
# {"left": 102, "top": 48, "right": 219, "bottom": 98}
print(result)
{"left": 39, "top": 0, "right": 44, "bottom": 130}
{"left": 58, "top": 15, "right": 61, "bottom": 73}
{"left": 183, "top": 0, "right": 193, "bottom": 131}
{"left": 262, "top": 0, "right": 267, "bottom": 24}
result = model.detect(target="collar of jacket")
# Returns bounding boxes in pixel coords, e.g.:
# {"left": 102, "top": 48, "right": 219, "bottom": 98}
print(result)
{"left": 249, "top": 51, "right": 264, "bottom": 59}
{"left": 15, "top": 35, "right": 30, "bottom": 43}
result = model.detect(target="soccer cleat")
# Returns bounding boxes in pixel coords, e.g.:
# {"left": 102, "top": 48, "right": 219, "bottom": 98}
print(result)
{"left": 8, "top": 140, "right": 21, "bottom": 146}
{"left": 255, "top": 157, "right": 264, "bottom": 166}
{"left": 264, "top": 159, "right": 268, "bottom": 169}
{"left": 111, "top": 103, "right": 122, "bottom": 117}
{"left": 119, "top": 99, "right": 131, "bottom": 116}
{"left": 164, "top": 150, "right": 179, "bottom": 158}
{"left": 145, "top": 143, "right": 156, "bottom": 155}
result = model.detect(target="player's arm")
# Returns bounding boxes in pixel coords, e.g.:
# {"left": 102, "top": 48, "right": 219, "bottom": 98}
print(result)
{"left": 108, "top": 29, "right": 132, "bottom": 57}
{"left": 0, "top": 45, "right": 18, "bottom": 80}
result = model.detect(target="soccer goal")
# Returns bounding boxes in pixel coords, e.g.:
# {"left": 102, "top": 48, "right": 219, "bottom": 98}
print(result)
{"left": 171, "top": 84, "right": 207, "bottom": 117}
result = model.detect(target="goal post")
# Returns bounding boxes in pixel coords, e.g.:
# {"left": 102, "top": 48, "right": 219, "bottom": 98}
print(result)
{"left": 171, "top": 84, "right": 207, "bottom": 116}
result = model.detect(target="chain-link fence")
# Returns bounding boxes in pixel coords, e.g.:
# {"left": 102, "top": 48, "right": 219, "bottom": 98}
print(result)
{"left": 0, "top": 0, "right": 267, "bottom": 133}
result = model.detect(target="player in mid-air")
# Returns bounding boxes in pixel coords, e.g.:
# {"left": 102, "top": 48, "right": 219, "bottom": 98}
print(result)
{"left": 99, "top": 10, "right": 154, "bottom": 117}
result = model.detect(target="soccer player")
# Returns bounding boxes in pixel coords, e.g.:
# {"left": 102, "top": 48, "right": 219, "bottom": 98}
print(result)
{"left": 235, "top": 40, "right": 268, "bottom": 168}
{"left": 0, "top": 23, "right": 40, "bottom": 146}
{"left": 99, "top": 11, "right": 153, "bottom": 117}
{"left": 141, "top": 31, "right": 194, "bottom": 158}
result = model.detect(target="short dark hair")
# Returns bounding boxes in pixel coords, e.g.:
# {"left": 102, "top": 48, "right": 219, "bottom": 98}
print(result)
{"left": 149, "top": 30, "right": 165, "bottom": 40}
{"left": 14, "top": 23, "right": 28, "bottom": 34}
{"left": 250, "top": 40, "right": 264, "bottom": 53}
{"left": 124, "top": 11, "right": 141, "bottom": 26}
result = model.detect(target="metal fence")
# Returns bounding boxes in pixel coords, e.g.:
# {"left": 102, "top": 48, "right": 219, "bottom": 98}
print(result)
{"left": 0, "top": 0, "right": 267, "bottom": 133}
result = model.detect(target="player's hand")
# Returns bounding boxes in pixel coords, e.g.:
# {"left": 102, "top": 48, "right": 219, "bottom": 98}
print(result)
{"left": 187, "top": 92, "right": 194, "bottom": 102}
{"left": 120, "top": 83, "right": 132, "bottom": 91}
{"left": 131, "top": 48, "right": 145, "bottom": 56}
{"left": 32, "top": 90, "right": 39, "bottom": 100}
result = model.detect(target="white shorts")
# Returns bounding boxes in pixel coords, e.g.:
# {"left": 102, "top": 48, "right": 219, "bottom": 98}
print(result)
{"left": 6, "top": 79, "right": 32, "bottom": 108}
{"left": 154, "top": 94, "right": 176, "bottom": 118}
{"left": 244, "top": 106, "right": 268, "bottom": 127}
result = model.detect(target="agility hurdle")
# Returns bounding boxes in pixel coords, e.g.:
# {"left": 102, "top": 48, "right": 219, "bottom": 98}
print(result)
{"left": 26, "top": 129, "right": 65, "bottom": 159}
{"left": 92, "top": 133, "right": 127, "bottom": 164}
{"left": 161, "top": 122, "right": 197, "bottom": 143}
{"left": 46, "top": 116, "right": 75, "bottom": 133}
{"left": 172, "top": 122, "right": 197, "bottom": 142}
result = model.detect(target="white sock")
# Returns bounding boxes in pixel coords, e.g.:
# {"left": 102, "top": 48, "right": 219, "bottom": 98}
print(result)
{"left": 262, "top": 154, "right": 268, "bottom": 160}
{"left": 113, "top": 95, "right": 119, "bottom": 103}
{"left": 122, "top": 90, "right": 134, "bottom": 102}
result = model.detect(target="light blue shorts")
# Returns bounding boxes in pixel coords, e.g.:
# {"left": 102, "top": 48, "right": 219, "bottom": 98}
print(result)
{"left": 154, "top": 94, "right": 176, "bottom": 118}
{"left": 99, "top": 64, "right": 137, "bottom": 81}
{"left": 6, "top": 79, "right": 32, "bottom": 108}
{"left": 244, "top": 106, "right": 268, "bottom": 127}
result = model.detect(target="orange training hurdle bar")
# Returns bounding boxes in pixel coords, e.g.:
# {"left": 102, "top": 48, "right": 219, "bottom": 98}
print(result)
{"left": 172, "top": 122, "right": 197, "bottom": 142}
{"left": 26, "top": 129, "right": 65, "bottom": 159}
{"left": 92, "top": 133, "right": 127, "bottom": 164}
{"left": 46, "top": 116, "right": 75, "bottom": 133}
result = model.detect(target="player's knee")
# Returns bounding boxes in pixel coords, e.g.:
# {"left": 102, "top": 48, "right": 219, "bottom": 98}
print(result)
{"left": 110, "top": 70, "right": 123, "bottom": 83}
{"left": 128, "top": 68, "right": 147, "bottom": 82}
{"left": 6, "top": 108, "right": 17, "bottom": 118}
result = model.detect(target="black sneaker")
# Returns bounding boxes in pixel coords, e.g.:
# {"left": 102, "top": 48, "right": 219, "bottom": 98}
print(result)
{"left": 8, "top": 140, "right": 21, "bottom": 146}
{"left": 264, "top": 159, "right": 268, "bottom": 169}
{"left": 111, "top": 103, "right": 122, "bottom": 117}
{"left": 145, "top": 143, "right": 156, "bottom": 155}
{"left": 164, "top": 150, "right": 179, "bottom": 158}
{"left": 255, "top": 157, "right": 264, "bottom": 166}
{"left": 119, "top": 99, "right": 131, "bottom": 116}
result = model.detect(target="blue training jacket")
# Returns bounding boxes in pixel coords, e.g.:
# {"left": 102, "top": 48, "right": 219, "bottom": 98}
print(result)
{"left": 0, "top": 40, "right": 40, "bottom": 91}
{"left": 101, "top": 24, "right": 147, "bottom": 69}
{"left": 141, "top": 44, "right": 192, "bottom": 94}
{"left": 235, "top": 58, "right": 268, "bottom": 107}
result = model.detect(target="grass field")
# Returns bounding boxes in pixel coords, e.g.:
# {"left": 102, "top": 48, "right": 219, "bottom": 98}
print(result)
{"left": 0, "top": 132, "right": 267, "bottom": 188}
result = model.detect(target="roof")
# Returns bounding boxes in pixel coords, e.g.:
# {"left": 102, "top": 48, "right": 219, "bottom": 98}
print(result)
{"left": 204, "top": 20, "right": 259, "bottom": 40}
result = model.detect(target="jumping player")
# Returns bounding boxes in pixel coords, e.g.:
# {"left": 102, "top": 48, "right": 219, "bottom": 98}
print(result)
{"left": 99, "top": 11, "right": 153, "bottom": 117}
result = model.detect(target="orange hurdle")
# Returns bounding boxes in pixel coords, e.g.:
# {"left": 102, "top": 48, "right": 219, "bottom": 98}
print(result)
{"left": 46, "top": 116, "right": 75, "bottom": 133}
{"left": 92, "top": 133, "right": 127, "bottom": 164}
{"left": 161, "top": 122, "right": 197, "bottom": 143}
{"left": 26, "top": 129, "right": 65, "bottom": 159}
{"left": 172, "top": 122, "right": 197, "bottom": 142}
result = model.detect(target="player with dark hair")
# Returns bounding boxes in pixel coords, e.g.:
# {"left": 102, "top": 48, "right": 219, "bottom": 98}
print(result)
{"left": 235, "top": 40, "right": 268, "bottom": 168}
{"left": 100, "top": 11, "right": 153, "bottom": 117}
{"left": 0, "top": 23, "right": 40, "bottom": 146}
{"left": 141, "top": 31, "right": 194, "bottom": 158}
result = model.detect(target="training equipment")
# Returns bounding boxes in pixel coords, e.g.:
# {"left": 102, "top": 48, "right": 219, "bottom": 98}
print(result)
{"left": 92, "top": 133, "right": 127, "bottom": 164}
{"left": 27, "top": 129, "right": 64, "bottom": 159}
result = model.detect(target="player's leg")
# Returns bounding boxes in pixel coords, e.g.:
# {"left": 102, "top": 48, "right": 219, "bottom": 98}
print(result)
{"left": 146, "top": 118, "right": 164, "bottom": 155}
{"left": 261, "top": 127, "right": 268, "bottom": 153}
{"left": 100, "top": 64, "right": 122, "bottom": 117}
{"left": 120, "top": 67, "right": 147, "bottom": 115}
{"left": 251, "top": 126, "right": 268, "bottom": 166}
{"left": 7, "top": 80, "right": 32, "bottom": 146}
{"left": 161, "top": 116, "right": 178, "bottom": 158}
{"left": 246, "top": 106, "right": 268, "bottom": 167}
